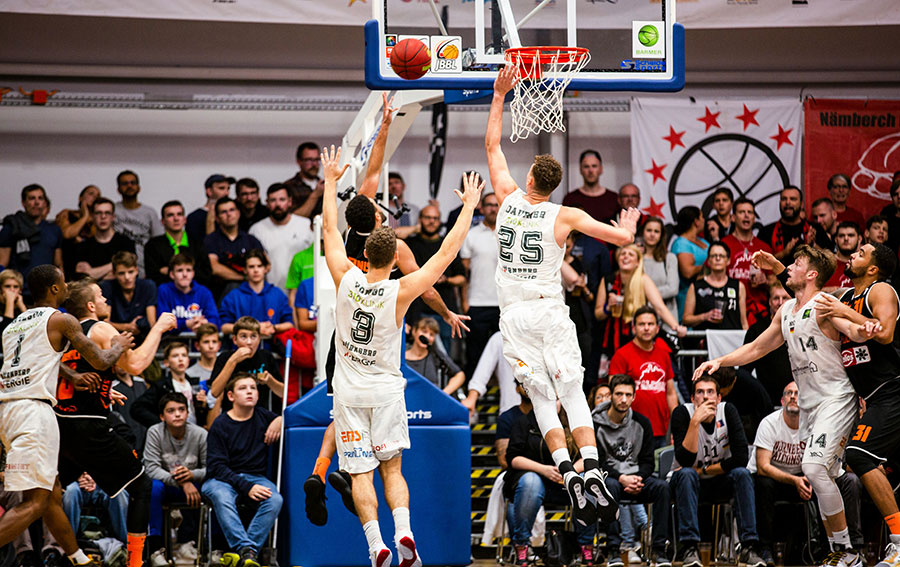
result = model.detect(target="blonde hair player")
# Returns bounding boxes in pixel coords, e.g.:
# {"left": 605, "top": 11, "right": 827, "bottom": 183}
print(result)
{"left": 486, "top": 64, "right": 640, "bottom": 527}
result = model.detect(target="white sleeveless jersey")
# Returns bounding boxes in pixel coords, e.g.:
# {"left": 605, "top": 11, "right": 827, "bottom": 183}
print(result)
{"left": 780, "top": 295, "right": 855, "bottom": 412}
{"left": 0, "top": 307, "right": 66, "bottom": 405}
{"left": 684, "top": 402, "right": 732, "bottom": 477}
{"left": 495, "top": 189, "right": 565, "bottom": 310}
{"left": 333, "top": 267, "right": 405, "bottom": 407}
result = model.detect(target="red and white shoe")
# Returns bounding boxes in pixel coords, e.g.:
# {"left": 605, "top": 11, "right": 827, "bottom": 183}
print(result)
{"left": 370, "top": 548, "right": 392, "bottom": 567}
{"left": 397, "top": 536, "right": 422, "bottom": 567}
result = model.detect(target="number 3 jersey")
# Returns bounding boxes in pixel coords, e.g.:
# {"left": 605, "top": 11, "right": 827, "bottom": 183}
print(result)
{"left": 780, "top": 295, "right": 855, "bottom": 413}
{"left": 495, "top": 189, "right": 565, "bottom": 311}
{"left": 0, "top": 307, "right": 66, "bottom": 404}
{"left": 333, "top": 266, "right": 404, "bottom": 407}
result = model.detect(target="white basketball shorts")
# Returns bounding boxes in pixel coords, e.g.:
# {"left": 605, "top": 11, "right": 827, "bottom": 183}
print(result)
{"left": 0, "top": 399, "right": 60, "bottom": 491}
{"left": 334, "top": 396, "right": 411, "bottom": 475}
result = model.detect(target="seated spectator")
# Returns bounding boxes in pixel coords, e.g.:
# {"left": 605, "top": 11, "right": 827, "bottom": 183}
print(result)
{"left": 100, "top": 251, "right": 158, "bottom": 342}
{"left": 708, "top": 367, "right": 771, "bottom": 451}
{"left": 186, "top": 323, "right": 222, "bottom": 409}
{"left": 187, "top": 174, "right": 233, "bottom": 246}
{"left": 827, "top": 174, "right": 865, "bottom": 228}
{"left": 670, "top": 206, "right": 709, "bottom": 317}
{"left": 144, "top": 392, "right": 207, "bottom": 551}
{"left": 56, "top": 185, "right": 99, "bottom": 279}
{"left": 292, "top": 276, "right": 317, "bottom": 334}
{"left": 132, "top": 342, "right": 209, "bottom": 428}
{"left": 495, "top": 384, "right": 532, "bottom": 470}
{"left": 202, "top": 373, "right": 283, "bottom": 567}
{"left": 145, "top": 200, "right": 210, "bottom": 287}
{"left": 504, "top": 407, "right": 596, "bottom": 567}
{"left": 114, "top": 170, "right": 162, "bottom": 279}
{"left": 865, "top": 214, "right": 889, "bottom": 245}
{"left": 74, "top": 198, "right": 136, "bottom": 280}
{"left": 404, "top": 317, "right": 465, "bottom": 396}
{"left": 741, "top": 284, "right": 792, "bottom": 404}
{"left": 236, "top": 178, "right": 269, "bottom": 232}
{"left": 112, "top": 365, "right": 149, "bottom": 457}
{"left": 880, "top": 178, "right": 900, "bottom": 249}
{"left": 587, "top": 383, "right": 611, "bottom": 411}
{"left": 705, "top": 187, "right": 734, "bottom": 241}
{"left": 208, "top": 317, "right": 284, "bottom": 415}
{"left": 462, "top": 331, "right": 520, "bottom": 418}
{"left": 722, "top": 198, "right": 773, "bottom": 326}
{"left": 594, "top": 375, "right": 670, "bottom": 567}
{"left": 750, "top": 382, "right": 864, "bottom": 562}
{"left": 62, "top": 472, "right": 128, "bottom": 543}
{"left": 682, "top": 241, "right": 748, "bottom": 330}
{"left": 824, "top": 221, "right": 860, "bottom": 291}
{"left": 219, "top": 250, "right": 293, "bottom": 337}
{"left": 157, "top": 253, "right": 220, "bottom": 333}
{"left": 285, "top": 243, "right": 314, "bottom": 314}
{"left": 385, "top": 172, "right": 420, "bottom": 229}
{"left": 669, "top": 375, "right": 764, "bottom": 567}
{"left": 595, "top": 244, "right": 686, "bottom": 355}
{"left": 609, "top": 305, "right": 678, "bottom": 448}
{"left": 284, "top": 141, "right": 324, "bottom": 218}
{"left": 249, "top": 184, "right": 314, "bottom": 294}
{"left": 640, "top": 217, "right": 679, "bottom": 320}
{"left": 0, "top": 184, "right": 63, "bottom": 286}
{"left": 204, "top": 196, "right": 263, "bottom": 300}
{"left": 0, "top": 268, "right": 26, "bottom": 335}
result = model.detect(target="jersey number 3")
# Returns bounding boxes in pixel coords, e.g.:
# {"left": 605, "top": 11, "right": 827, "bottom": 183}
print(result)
{"left": 498, "top": 227, "right": 543, "bottom": 265}
{"left": 351, "top": 309, "right": 375, "bottom": 345}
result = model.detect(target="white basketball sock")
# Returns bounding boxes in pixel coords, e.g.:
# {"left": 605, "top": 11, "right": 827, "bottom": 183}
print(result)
{"left": 552, "top": 448, "right": 571, "bottom": 468}
{"left": 392, "top": 507, "right": 413, "bottom": 541}
{"left": 363, "top": 520, "right": 386, "bottom": 554}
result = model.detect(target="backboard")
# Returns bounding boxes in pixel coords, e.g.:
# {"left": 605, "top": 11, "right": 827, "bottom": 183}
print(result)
{"left": 364, "top": 0, "right": 684, "bottom": 93}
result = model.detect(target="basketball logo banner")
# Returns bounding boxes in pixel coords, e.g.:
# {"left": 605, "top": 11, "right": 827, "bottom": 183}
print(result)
{"left": 631, "top": 98, "right": 802, "bottom": 224}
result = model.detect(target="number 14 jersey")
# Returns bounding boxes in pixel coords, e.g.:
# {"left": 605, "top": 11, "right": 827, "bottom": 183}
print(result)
{"left": 333, "top": 266, "right": 404, "bottom": 408}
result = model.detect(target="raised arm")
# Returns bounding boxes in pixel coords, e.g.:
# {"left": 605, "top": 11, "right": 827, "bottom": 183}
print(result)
{"left": 693, "top": 305, "right": 786, "bottom": 379}
{"left": 485, "top": 65, "right": 519, "bottom": 206}
{"left": 357, "top": 93, "right": 396, "bottom": 199}
{"left": 559, "top": 206, "right": 637, "bottom": 248}
{"left": 96, "top": 313, "right": 177, "bottom": 375}
{"left": 51, "top": 312, "right": 132, "bottom": 370}
{"left": 320, "top": 145, "right": 355, "bottom": 288}
{"left": 397, "top": 173, "right": 484, "bottom": 319}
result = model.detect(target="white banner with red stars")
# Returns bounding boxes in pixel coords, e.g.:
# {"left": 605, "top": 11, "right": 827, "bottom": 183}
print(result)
{"left": 630, "top": 97, "right": 803, "bottom": 226}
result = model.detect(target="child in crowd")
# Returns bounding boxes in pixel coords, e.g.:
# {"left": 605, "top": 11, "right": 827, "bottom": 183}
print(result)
{"left": 186, "top": 323, "right": 222, "bottom": 411}
{"left": 208, "top": 317, "right": 284, "bottom": 415}
{"left": 157, "top": 253, "right": 220, "bottom": 332}
{"left": 0, "top": 268, "right": 26, "bottom": 335}
{"left": 132, "top": 342, "right": 208, "bottom": 428}
{"left": 219, "top": 250, "right": 294, "bottom": 337}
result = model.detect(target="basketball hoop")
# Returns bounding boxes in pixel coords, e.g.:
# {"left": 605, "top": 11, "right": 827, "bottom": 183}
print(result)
{"left": 504, "top": 46, "right": 591, "bottom": 143}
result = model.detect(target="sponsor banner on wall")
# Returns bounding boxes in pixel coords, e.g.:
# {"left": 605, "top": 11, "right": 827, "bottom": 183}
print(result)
{"left": 804, "top": 98, "right": 900, "bottom": 222}
{"left": 0, "top": 0, "right": 896, "bottom": 28}
{"left": 631, "top": 98, "right": 802, "bottom": 225}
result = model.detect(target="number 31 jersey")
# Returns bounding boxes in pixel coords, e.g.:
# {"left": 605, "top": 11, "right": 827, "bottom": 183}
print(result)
{"left": 495, "top": 189, "right": 565, "bottom": 310}
{"left": 780, "top": 294, "right": 855, "bottom": 413}
{"left": 333, "top": 266, "right": 404, "bottom": 408}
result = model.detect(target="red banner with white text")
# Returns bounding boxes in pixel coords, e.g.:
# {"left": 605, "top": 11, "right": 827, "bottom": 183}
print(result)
{"left": 804, "top": 99, "right": 900, "bottom": 222}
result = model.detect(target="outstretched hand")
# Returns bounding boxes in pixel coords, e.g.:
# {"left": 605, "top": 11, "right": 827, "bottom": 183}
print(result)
{"left": 613, "top": 207, "right": 641, "bottom": 239}
{"left": 381, "top": 92, "right": 398, "bottom": 126}
{"left": 321, "top": 145, "right": 350, "bottom": 184}
{"left": 751, "top": 250, "right": 783, "bottom": 274}
{"left": 493, "top": 63, "right": 519, "bottom": 97}
{"left": 455, "top": 171, "right": 485, "bottom": 210}
{"left": 693, "top": 359, "right": 720, "bottom": 381}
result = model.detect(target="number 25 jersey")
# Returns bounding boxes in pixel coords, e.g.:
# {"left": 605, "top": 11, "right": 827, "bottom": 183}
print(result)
{"left": 495, "top": 189, "right": 565, "bottom": 310}
{"left": 333, "top": 266, "right": 404, "bottom": 407}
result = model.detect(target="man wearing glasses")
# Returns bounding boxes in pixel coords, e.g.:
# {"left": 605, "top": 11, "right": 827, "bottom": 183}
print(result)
{"left": 285, "top": 141, "right": 325, "bottom": 218}
{"left": 113, "top": 170, "right": 163, "bottom": 278}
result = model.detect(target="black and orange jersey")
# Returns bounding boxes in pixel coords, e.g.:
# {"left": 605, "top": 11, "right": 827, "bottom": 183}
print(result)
{"left": 345, "top": 230, "right": 402, "bottom": 279}
{"left": 839, "top": 282, "right": 900, "bottom": 399}
{"left": 56, "top": 319, "right": 115, "bottom": 418}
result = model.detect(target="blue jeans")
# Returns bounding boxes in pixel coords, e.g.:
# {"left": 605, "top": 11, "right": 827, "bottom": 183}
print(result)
{"left": 604, "top": 476, "right": 669, "bottom": 551}
{"left": 510, "top": 472, "right": 595, "bottom": 546}
{"left": 149, "top": 480, "right": 200, "bottom": 540}
{"left": 669, "top": 467, "right": 758, "bottom": 545}
{"left": 618, "top": 503, "right": 649, "bottom": 548}
{"left": 62, "top": 481, "right": 128, "bottom": 542}
{"left": 201, "top": 475, "right": 282, "bottom": 552}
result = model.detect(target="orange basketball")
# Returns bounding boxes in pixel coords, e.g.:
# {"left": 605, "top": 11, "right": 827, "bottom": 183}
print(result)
{"left": 390, "top": 38, "right": 431, "bottom": 80}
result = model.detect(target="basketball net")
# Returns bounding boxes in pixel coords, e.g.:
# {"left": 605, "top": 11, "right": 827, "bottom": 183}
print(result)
{"left": 505, "top": 47, "right": 591, "bottom": 143}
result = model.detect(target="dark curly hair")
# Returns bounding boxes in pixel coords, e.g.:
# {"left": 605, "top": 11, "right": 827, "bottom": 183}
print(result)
{"left": 345, "top": 195, "right": 377, "bottom": 233}
{"left": 531, "top": 154, "right": 562, "bottom": 195}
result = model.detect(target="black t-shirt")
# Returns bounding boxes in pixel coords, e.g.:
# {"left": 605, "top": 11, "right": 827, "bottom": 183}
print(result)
{"left": 211, "top": 348, "right": 283, "bottom": 413}
{"left": 99, "top": 278, "right": 157, "bottom": 336}
{"left": 404, "top": 234, "right": 464, "bottom": 319}
{"left": 76, "top": 233, "right": 136, "bottom": 270}
{"left": 496, "top": 406, "right": 525, "bottom": 442}
{"left": 757, "top": 220, "right": 809, "bottom": 254}
{"left": 239, "top": 206, "right": 269, "bottom": 233}
{"left": 692, "top": 277, "right": 742, "bottom": 330}
{"left": 203, "top": 229, "right": 264, "bottom": 274}
{"left": 406, "top": 348, "right": 461, "bottom": 389}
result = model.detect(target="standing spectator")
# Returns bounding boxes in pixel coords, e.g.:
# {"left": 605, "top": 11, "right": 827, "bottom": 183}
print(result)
{"left": 112, "top": 365, "right": 149, "bottom": 457}
{"left": 113, "top": 170, "right": 163, "bottom": 278}
{"left": 757, "top": 186, "right": 810, "bottom": 262}
{"left": 0, "top": 269, "right": 26, "bottom": 336}
{"left": 236, "top": 178, "right": 269, "bottom": 232}
{"left": 741, "top": 283, "right": 792, "bottom": 404}
{"left": 204, "top": 196, "right": 264, "bottom": 299}
{"left": 186, "top": 323, "right": 222, "bottom": 395}
{"left": 682, "top": 241, "right": 748, "bottom": 331}
{"left": 132, "top": 342, "right": 209, "bottom": 428}
{"left": 404, "top": 205, "right": 466, "bottom": 351}
{"left": 608, "top": 305, "right": 678, "bottom": 448}
{"left": 668, "top": 376, "right": 765, "bottom": 567}
{"left": 404, "top": 317, "right": 465, "bottom": 396}
{"left": 285, "top": 141, "right": 324, "bottom": 218}
{"left": 640, "top": 217, "right": 679, "bottom": 321}
{"left": 824, "top": 221, "right": 860, "bottom": 291}
{"left": 56, "top": 185, "right": 99, "bottom": 279}
{"left": 74, "top": 198, "right": 136, "bottom": 280}
{"left": 100, "top": 251, "right": 157, "bottom": 342}
{"left": 563, "top": 231, "right": 595, "bottom": 366}
{"left": 462, "top": 331, "right": 520, "bottom": 417}
{"left": 219, "top": 250, "right": 293, "bottom": 337}
{"left": 156, "top": 253, "right": 220, "bottom": 333}
{"left": 144, "top": 200, "right": 210, "bottom": 287}
{"left": 0, "top": 184, "right": 63, "bottom": 283}
{"left": 385, "top": 172, "right": 420, "bottom": 229}
{"left": 594, "top": 375, "right": 671, "bottom": 567}
{"left": 144, "top": 392, "right": 207, "bottom": 550}
{"left": 827, "top": 174, "right": 865, "bottom": 228}
{"left": 617, "top": 183, "right": 644, "bottom": 225}
{"left": 722, "top": 198, "right": 773, "bottom": 326}
{"left": 186, "top": 174, "right": 234, "bottom": 247}
{"left": 202, "top": 374, "right": 283, "bottom": 567}
{"left": 249, "top": 183, "right": 314, "bottom": 294}
{"left": 705, "top": 187, "right": 735, "bottom": 242}
{"left": 562, "top": 150, "right": 618, "bottom": 223}
{"left": 671, "top": 206, "right": 709, "bottom": 317}
{"left": 865, "top": 214, "right": 889, "bottom": 245}
{"left": 809, "top": 198, "right": 839, "bottom": 252}
{"left": 879, "top": 177, "right": 900, "bottom": 249}
{"left": 445, "top": 171, "right": 485, "bottom": 232}
{"left": 460, "top": 191, "right": 500, "bottom": 375}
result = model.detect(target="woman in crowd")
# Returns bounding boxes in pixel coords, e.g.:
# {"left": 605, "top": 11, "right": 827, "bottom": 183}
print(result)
{"left": 681, "top": 241, "right": 748, "bottom": 330}
{"left": 639, "top": 217, "right": 679, "bottom": 322}
{"left": 55, "top": 184, "right": 100, "bottom": 278}
{"left": 0, "top": 269, "right": 26, "bottom": 335}
{"left": 594, "top": 244, "right": 686, "bottom": 355}
{"left": 670, "top": 206, "right": 709, "bottom": 317}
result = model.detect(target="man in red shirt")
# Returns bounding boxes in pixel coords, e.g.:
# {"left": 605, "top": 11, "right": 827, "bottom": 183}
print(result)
{"left": 562, "top": 150, "right": 619, "bottom": 223}
{"left": 608, "top": 305, "right": 677, "bottom": 448}
{"left": 722, "top": 197, "right": 773, "bottom": 326}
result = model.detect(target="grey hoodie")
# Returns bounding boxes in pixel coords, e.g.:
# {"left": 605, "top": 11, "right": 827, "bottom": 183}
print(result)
{"left": 592, "top": 401, "right": 655, "bottom": 480}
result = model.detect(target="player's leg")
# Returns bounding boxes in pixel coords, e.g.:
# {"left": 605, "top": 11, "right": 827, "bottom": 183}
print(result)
{"left": 305, "top": 421, "right": 336, "bottom": 525}
{"left": 0, "top": 488, "right": 51, "bottom": 548}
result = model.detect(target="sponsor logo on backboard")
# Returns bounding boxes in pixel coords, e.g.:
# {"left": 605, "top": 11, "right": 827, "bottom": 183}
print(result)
{"left": 633, "top": 21, "right": 665, "bottom": 59}
{"left": 430, "top": 36, "right": 463, "bottom": 73}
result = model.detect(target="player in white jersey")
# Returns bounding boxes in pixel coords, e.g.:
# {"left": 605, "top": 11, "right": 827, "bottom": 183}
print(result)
{"left": 321, "top": 145, "right": 483, "bottom": 567}
{"left": 695, "top": 245, "right": 880, "bottom": 567}
{"left": 0, "top": 264, "right": 132, "bottom": 565}
{"left": 486, "top": 65, "right": 639, "bottom": 527}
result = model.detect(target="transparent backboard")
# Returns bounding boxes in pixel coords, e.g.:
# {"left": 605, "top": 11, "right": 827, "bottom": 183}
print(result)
{"left": 364, "top": 0, "right": 684, "bottom": 93}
